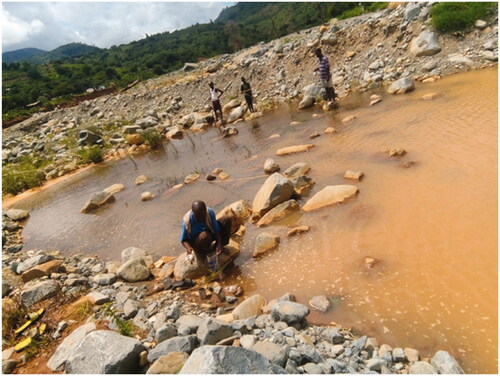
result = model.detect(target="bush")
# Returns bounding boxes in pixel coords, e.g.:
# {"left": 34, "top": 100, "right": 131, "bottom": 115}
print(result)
{"left": 77, "top": 146, "right": 104, "bottom": 163}
{"left": 430, "top": 2, "right": 496, "bottom": 33}
{"left": 142, "top": 129, "right": 162, "bottom": 149}
{"left": 2, "top": 157, "right": 46, "bottom": 195}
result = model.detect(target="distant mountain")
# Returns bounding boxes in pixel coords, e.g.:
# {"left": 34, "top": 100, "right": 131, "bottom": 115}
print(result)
{"left": 3, "top": 43, "right": 101, "bottom": 64}
{"left": 2, "top": 48, "right": 47, "bottom": 63}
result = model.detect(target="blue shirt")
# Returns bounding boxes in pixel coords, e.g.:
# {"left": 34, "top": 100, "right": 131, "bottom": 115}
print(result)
{"left": 180, "top": 208, "right": 220, "bottom": 242}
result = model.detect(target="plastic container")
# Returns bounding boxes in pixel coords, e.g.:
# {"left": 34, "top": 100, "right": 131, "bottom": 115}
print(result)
{"left": 207, "top": 253, "right": 219, "bottom": 272}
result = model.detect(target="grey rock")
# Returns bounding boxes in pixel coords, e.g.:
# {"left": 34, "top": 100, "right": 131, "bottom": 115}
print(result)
{"left": 197, "top": 317, "right": 234, "bottom": 345}
{"left": 227, "top": 106, "right": 245, "bottom": 123}
{"left": 252, "top": 173, "right": 294, "bottom": 216}
{"left": 291, "top": 175, "right": 315, "bottom": 197}
{"left": 47, "top": 322, "right": 96, "bottom": 371}
{"left": 271, "top": 301, "right": 309, "bottom": 324}
{"left": 483, "top": 40, "right": 498, "bottom": 51}
{"left": 482, "top": 50, "right": 498, "bottom": 62}
{"left": 179, "top": 345, "right": 273, "bottom": 374}
{"left": 431, "top": 351, "right": 464, "bottom": 374}
{"left": 2, "top": 281, "right": 11, "bottom": 297}
{"left": 309, "top": 295, "right": 331, "bottom": 312}
{"left": 448, "top": 53, "right": 474, "bottom": 66}
{"left": 288, "top": 347, "right": 303, "bottom": 364}
{"left": 285, "top": 359, "right": 299, "bottom": 374}
{"left": 388, "top": 77, "right": 415, "bottom": 94}
{"left": 367, "top": 358, "right": 387, "bottom": 372}
{"left": 85, "top": 291, "right": 109, "bottom": 305}
{"left": 252, "top": 340, "right": 288, "bottom": 367}
{"left": 155, "top": 324, "right": 178, "bottom": 344}
{"left": 283, "top": 162, "right": 311, "bottom": 179}
{"left": 475, "top": 19, "right": 488, "bottom": 29}
{"left": 166, "top": 304, "right": 181, "bottom": 320}
{"left": 323, "top": 327, "right": 345, "bottom": 344}
{"left": 123, "top": 125, "right": 142, "bottom": 134}
{"left": 264, "top": 158, "right": 280, "bottom": 174}
{"left": 299, "top": 84, "right": 324, "bottom": 109}
{"left": 5, "top": 208, "right": 29, "bottom": 221}
{"left": 300, "top": 345, "right": 324, "bottom": 363}
{"left": 393, "top": 347, "right": 405, "bottom": 362}
{"left": 304, "top": 362, "right": 325, "bottom": 374}
{"left": 176, "top": 314, "right": 203, "bottom": 336}
{"left": 253, "top": 232, "right": 280, "bottom": 257}
{"left": 136, "top": 116, "right": 158, "bottom": 129}
{"left": 240, "top": 334, "right": 256, "bottom": 349}
{"left": 409, "top": 361, "right": 437, "bottom": 374}
{"left": 404, "top": 3, "right": 421, "bottom": 22}
{"left": 80, "top": 191, "right": 115, "bottom": 213}
{"left": 20, "top": 280, "right": 58, "bottom": 307}
{"left": 123, "top": 299, "right": 140, "bottom": 319}
{"left": 121, "top": 247, "right": 154, "bottom": 268}
{"left": 65, "top": 330, "right": 145, "bottom": 374}
{"left": 147, "top": 335, "right": 199, "bottom": 363}
{"left": 16, "top": 254, "right": 54, "bottom": 274}
{"left": 93, "top": 273, "right": 117, "bottom": 286}
{"left": 410, "top": 31, "right": 441, "bottom": 57}
{"left": 77, "top": 130, "right": 102, "bottom": 146}
{"left": 117, "top": 258, "right": 150, "bottom": 282}
{"left": 183, "top": 63, "right": 199, "bottom": 72}
{"left": 405, "top": 347, "right": 420, "bottom": 363}
{"left": 327, "top": 359, "right": 347, "bottom": 373}
{"left": 6, "top": 245, "right": 23, "bottom": 254}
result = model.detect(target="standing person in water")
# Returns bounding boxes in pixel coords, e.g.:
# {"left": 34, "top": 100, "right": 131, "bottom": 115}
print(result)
{"left": 314, "top": 48, "right": 337, "bottom": 103}
{"left": 208, "top": 82, "right": 224, "bottom": 123}
{"left": 240, "top": 77, "right": 255, "bottom": 113}
{"left": 180, "top": 200, "right": 232, "bottom": 265}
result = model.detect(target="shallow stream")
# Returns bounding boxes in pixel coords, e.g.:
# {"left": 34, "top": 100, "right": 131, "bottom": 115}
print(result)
{"left": 5, "top": 68, "right": 497, "bottom": 373}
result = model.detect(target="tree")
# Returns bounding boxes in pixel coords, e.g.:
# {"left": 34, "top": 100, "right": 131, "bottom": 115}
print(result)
{"left": 225, "top": 21, "right": 244, "bottom": 51}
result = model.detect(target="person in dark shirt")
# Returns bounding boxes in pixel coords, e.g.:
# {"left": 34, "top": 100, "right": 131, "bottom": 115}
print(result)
{"left": 180, "top": 200, "right": 232, "bottom": 264}
{"left": 314, "top": 48, "right": 337, "bottom": 102}
{"left": 240, "top": 77, "right": 255, "bottom": 113}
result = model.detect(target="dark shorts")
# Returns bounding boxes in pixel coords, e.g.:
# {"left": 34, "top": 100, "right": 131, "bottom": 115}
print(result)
{"left": 190, "top": 216, "right": 233, "bottom": 256}
{"left": 212, "top": 100, "right": 222, "bottom": 112}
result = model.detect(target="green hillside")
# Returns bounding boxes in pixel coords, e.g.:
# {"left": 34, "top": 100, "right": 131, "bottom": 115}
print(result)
{"left": 2, "top": 48, "right": 47, "bottom": 63}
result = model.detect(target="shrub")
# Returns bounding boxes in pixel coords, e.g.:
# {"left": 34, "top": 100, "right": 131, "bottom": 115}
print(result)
{"left": 142, "top": 129, "right": 162, "bottom": 149}
{"left": 2, "top": 157, "right": 46, "bottom": 195}
{"left": 77, "top": 146, "right": 104, "bottom": 163}
{"left": 430, "top": 2, "right": 496, "bottom": 33}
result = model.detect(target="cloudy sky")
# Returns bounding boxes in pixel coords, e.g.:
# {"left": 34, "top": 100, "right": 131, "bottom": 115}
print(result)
{"left": 2, "top": 2, "right": 233, "bottom": 53}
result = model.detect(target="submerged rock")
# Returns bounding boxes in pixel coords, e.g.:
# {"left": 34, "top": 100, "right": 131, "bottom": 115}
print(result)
{"left": 309, "top": 295, "right": 332, "bottom": 312}
{"left": 302, "top": 185, "right": 358, "bottom": 212}
{"left": 257, "top": 199, "right": 299, "bottom": 227}
{"left": 80, "top": 191, "right": 115, "bottom": 213}
{"left": 5, "top": 209, "right": 29, "bottom": 221}
{"left": 253, "top": 232, "right": 280, "bottom": 258}
{"left": 276, "top": 144, "right": 315, "bottom": 156}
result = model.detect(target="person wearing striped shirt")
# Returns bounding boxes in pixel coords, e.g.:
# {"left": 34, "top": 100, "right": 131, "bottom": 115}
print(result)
{"left": 314, "top": 48, "right": 337, "bottom": 102}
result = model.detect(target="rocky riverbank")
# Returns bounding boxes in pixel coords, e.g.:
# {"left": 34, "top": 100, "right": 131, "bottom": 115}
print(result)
{"left": 2, "top": 2, "right": 497, "bottom": 195}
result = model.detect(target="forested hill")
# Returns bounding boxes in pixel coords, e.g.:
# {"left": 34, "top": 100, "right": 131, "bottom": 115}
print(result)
{"left": 2, "top": 48, "right": 47, "bottom": 63}
{"left": 2, "top": 2, "right": 387, "bottom": 125}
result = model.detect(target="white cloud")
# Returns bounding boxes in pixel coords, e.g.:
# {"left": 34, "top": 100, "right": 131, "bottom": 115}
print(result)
{"left": 2, "top": 6, "right": 45, "bottom": 47}
{"left": 2, "top": 2, "right": 232, "bottom": 52}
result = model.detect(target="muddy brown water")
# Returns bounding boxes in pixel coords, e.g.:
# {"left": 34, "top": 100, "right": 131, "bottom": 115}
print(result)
{"left": 5, "top": 68, "right": 497, "bottom": 373}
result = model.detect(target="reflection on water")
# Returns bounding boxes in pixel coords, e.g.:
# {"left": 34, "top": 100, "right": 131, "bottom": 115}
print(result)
{"left": 7, "top": 68, "right": 497, "bottom": 373}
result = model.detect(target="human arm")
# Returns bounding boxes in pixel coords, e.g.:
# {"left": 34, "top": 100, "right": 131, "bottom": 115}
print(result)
{"left": 208, "top": 209, "right": 223, "bottom": 255}
{"left": 180, "top": 221, "right": 193, "bottom": 254}
{"left": 216, "top": 88, "right": 224, "bottom": 98}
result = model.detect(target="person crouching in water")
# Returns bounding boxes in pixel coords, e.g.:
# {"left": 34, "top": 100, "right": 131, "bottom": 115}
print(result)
{"left": 314, "top": 48, "right": 337, "bottom": 103}
{"left": 209, "top": 82, "right": 224, "bottom": 123}
{"left": 240, "top": 77, "right": 255, "bottom": 113}
{"left": 180, "top": 200, "right": 232, "bottom": 268}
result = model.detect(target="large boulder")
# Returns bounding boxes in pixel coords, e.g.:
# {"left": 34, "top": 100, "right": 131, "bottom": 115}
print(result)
{"left": 5, "top": 208, "right": 29, "bottom": 221}
{"left": 65, "top": 330, "right": 146, "bottom": 374}
{"left": 216, "top": 199, "right": 252, "bottom": 233}
{"left": 252, "top": 173, "right": 294, "bottom": 216}
{"left": 431, "top": 351, "right": 464, "bottom": 374}
{"left": 80, "top": 191, "right": 115, "bottom": 213}
{"left": 20, "top": 280, "right": 59, "bottom": 307}
{"left": 117, "top": 258, "right": 151, "bottom": 282}
{"left": 271, "top": 301, "right": 310, "bottom": 325}
{"left": 387, "top": 77, "right": 415, "bottom": 94}
{"left": 121, "top": 247, "right": 154, "bottom": 268}
{"left": 257, "top": 200, "right": 300, "bottom": 227}
{"left": 147, "top": 335, "right": 199, "bottom": 363}
{"left": 223, "top": 99, "right": 241, "bottom": 112}
{"left": 177, "top": 315, "right": 204, "bottom": 336}
{"left": 299, "top": 84, "right": 324, "bottom": 109}
{"left": 283, "top": 162, "right": 311, "bottom": 179}
{"left": 196, "top": 318, "right": 234, "bottom": 345}
{"left": 16, "top": 254, "right": 54, "bottom": 274}
{"left": 232, "top": 294, "right": 267, "bottom": 320}
{"left": 253, "top": 232, "right": 280, "bottom": 258}
{"left": 302, "top": 185, "right": 358, "bottom": 212}
{"left": 227, "top": 106, "right": 246, "bottom": 123}
{"left": 47, "top": 322, "right": 96, "bottom": 371}
{"left": 410, "top": 31, "right": 441, "bottom": 57}
{"left": 252, "top": 341, "right": 288, "bottom": 367}
{"left": 179, "top": 346, "right": 274, "bottom": 374}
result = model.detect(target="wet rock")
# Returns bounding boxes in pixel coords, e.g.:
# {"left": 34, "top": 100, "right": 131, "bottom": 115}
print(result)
{"left": 287, "top": 226, "right": 311, "bottom": 237}
{"left": 409, "top": 361, "right": 437, "bottom": 374}
{"left": 257, "top": 199, "right": 299, "bottom": 227}
{"left": 232, "top": 294, "right": 267, "bottom": 320}
{"left": 410, "top": 31, "right": 441, "bottom": 57}
{"left": 65, "top": 330, "right": 146, "bottom": 374}
{"left": 20, "top": 280, "right": 59, "bottom": 306}
{"left": 264, "top": 158, "right": 280, "bottom": 173}
{"left": 5, "top": 209, "right": 29, "bottom": 221}
{"left": 177, "top": 315, "right": 204, "bottom": 336}
{"left": 222, "top": 126, "right": 238, "bottom": 137}
{"left": 309, "top": 295, "right": 332, "bottom": 312}
{"left": 179, "top": 345, "right": 274, "bottom": 374}
{"left": 141, "top": 191, "right": 155, "bottom": 201}
{"left": 47, "top": 322, "right": 97, "bottom": 371}
{"left": 344, "top": 170, "right": 364, "bottom": 181}
{"left": 252, "top": 340, "right": 288, "bottom": 367}
{"left": 253, "top": 232, "right": 280, "bottom": 258}
{"left": 22, "top": 259, "right": 63, "bottom": 282}
{"left": 271, "top": 301, "right": 309, "bottom": 325}
{"left": 103, "top": 184, "right": 125, "bottom": 194}
{"left": 135, "top": 175, "right": 148, "bottom": 185}
{"left": 389, "top": 147, "right": 407, "bottom": 157}
{"left": 365, "top": 257, "right": 379, "bottom": 269}
{"left": 219, "top": 171, "right": 230, "bottom": 180}
{"left": 252, "top": 173, "right": 294, "bottom": 216}
{"left": 302, "top": 185, "right": 358, "bottom": 212}
{"left": 276, "top": 144, "right": 315, "bottom": 156}
{"left": 291, "top": 175, "right": 315, "bottom": 197}
{"left": 431, "top": 351, "right": 464, "bottom": 374}
{"left": 80, "top": 191, "right": 115, "bottom": 213}
{"left": 206, "top": 173, "right": 216, "bottom": 181}
{"left": 93, "top": 273, "right": 117, "bottom": 285}
{"left": 283, "top": 162, "right": 311, "bottom": 179}
{"left": 184, "top": 173, "right": 200, "bottom": 184}
{"left": 117, "top": 258, "right": 151, "bottom": 282}
{"left": 197, "top": 317, "right": 234, "bottom": 345}
{"left": 147, "top": 352, "right": 189, "bottom": 374}
{"left": 147, "top": 335, "right": 198, "bottom": 363}
{"left": 422, "top": 92, "right": 439, "bottom": 100}
{"left": 388, "top": 77, "right": 415, "bottom": 94}
{"left": 324, "top": 127, "right": 337, "bottom": 133}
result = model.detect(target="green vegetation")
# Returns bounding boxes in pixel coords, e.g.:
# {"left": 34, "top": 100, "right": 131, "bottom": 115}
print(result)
{"left": 142, "top": 129, "right": 162, "bottom": 148}
{"left": 100, "top": 303, "right": 134, "bottom": 337}
{"left": 2, "top": 2, "right": 387, "bottom": 125}
{"left": 2, "top": 156, "right": 47, "bottom": 195}
{"left": 430, "top": 2, "right": 496, "bottom": 32}
{"left": 338, "top": 2, "right": 388, "bottom": 20}
{"left": 76, "top": 146, "right": 104, "bottom": 163}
